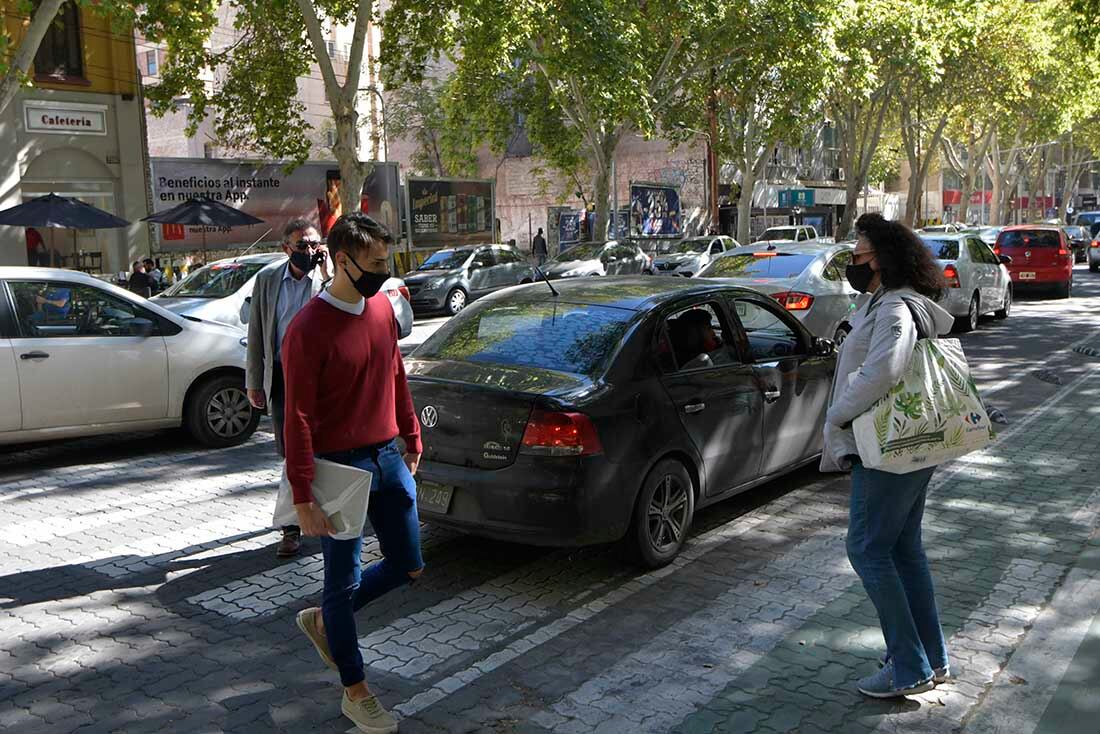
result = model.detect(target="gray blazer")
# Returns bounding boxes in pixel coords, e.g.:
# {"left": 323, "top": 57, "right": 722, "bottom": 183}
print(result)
{"left": 246, "top": 261, "right": 327, "bottom": 397}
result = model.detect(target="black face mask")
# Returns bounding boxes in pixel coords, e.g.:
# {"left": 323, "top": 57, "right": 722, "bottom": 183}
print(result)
{"left": 289, "top": 249, "right": 317, "bottom": 275}
{"left": 845, "top": 262, "right": 875, "bottom": 293}
{"left": 344, "top": 255, "right": 389, "bottom": 299}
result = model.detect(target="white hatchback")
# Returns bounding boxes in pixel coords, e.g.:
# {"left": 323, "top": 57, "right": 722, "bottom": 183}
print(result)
{"left": 0, "top": 267, "right": 260, "bottom": 448}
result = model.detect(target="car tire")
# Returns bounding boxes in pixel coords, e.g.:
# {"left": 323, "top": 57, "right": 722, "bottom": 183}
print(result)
{"left": 185, "top": 374, "right": 260, "bottom": 448}
{"left": 626, "top": 459, "right": 695, "bottom": 569}
{"left": 833, "top": 324, "right": 851, "bottom": 347}
{"left": 1057, "top": 280, "right": 1072, "bottom": 299}
{"left": 955, "top": 293, "right": 979, "bottom": 333}
{"left": 1090, "top": 263, "right": 1100, "bottom": 273}
{"left": 445, "top": 287, "right": 468, "bottom": 316}
{"left": 994, "top": 287, "right": 1011, "bottom": 320}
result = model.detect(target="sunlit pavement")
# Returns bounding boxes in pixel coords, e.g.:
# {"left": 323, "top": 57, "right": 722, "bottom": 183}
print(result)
{"left": 1, "top": 267, "right": 1099, "bottom": 734}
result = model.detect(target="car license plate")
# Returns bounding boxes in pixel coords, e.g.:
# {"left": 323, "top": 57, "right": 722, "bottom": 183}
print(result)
{"left": 1019, "top": 272, "right": 1036, "bottom": 280}
{"left": 416, "top": 481, "right": 453, "bottom": 514}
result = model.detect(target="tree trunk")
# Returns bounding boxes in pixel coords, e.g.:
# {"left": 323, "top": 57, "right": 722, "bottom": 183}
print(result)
{"left": 737, "top": 163, "right": 757, "bottom": 246}
{"left": 901, "top": 104, "right": 949, "bottom": 227}
{"left": 332, "top": 102, "right": 366, "bottom": 215}
{"left": 590, "top": 134, "right": 618, "bottom": 241}
{"left": 833, "top": 91, "right": 890, "bottom": 240}
{"left": 0, "top": 0, "right": 66, "bottom": 117}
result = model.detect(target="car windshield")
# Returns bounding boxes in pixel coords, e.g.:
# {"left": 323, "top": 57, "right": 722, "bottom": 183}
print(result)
{"left": 418, "top": 250, "right": 471, "bottom": 270}
{"left": 660, "top": 239, "right": 709, "bottom": 254}
{"left": 998, "top": 230, "right": 1060, "bottom": 249}
{"left": 922, "top": 238, "right": 959, "bottom": 259}
{"left": 757, "top": 229, "right": 797, "bottom": 241}
{"left": 418, "top": 301, "right": 636, "bottom": 377}
{"left": 700, "top": 253, "right": 815, "bottom": 278}
{"left": 1064, "top": 226, "right": 1089, "bottom": 239}
{"left": 553, "top": 243, "right": 606, "bottom": 262}
{"left": 162, "top": 261, "right": 267, "bottom": 298}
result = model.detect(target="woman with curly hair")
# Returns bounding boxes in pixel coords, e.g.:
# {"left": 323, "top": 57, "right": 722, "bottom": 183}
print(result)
{"left": 822, "top": 213, "right": 957, "bottom": 698}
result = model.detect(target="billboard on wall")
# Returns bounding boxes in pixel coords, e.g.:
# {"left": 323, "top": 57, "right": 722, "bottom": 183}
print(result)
{"left": 406, "top": 177, "right": 495, "bottom": 249}
{"left": 630, "top": 182, "right": 682, "bottom": 237}
{"left": 149, "top": 158, "right": 401, "bottom": 251}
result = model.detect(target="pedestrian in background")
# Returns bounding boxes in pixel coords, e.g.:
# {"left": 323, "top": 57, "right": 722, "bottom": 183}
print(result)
{"left": 143, "top": 258, "right": 163, "bottom": 293}
{"left": 282, "top": 213, "right": 421, "bottom": 734}
{"left": 246, "top": 218, "right": 330, "bottom": 558}
{"left": 127, "top": 261, "right": 155, "bottom": 298}
{"left": 532, "top": 227, "right": 548, "bottom": 266}
{"left": 821, "top": 213, "right": 956, "bottom": 699}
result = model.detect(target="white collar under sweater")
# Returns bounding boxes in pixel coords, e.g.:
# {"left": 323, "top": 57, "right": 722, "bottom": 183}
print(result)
{"left": 318, "top": 288, "right": 365, "bottom": 315}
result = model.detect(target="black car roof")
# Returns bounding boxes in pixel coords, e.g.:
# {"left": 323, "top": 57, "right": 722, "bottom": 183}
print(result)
{"left": 500, "top": 276, "right": 762, "bottom": 311}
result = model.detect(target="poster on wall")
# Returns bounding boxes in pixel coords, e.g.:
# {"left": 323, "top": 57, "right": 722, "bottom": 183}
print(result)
{"left": 630, "top": 182, "right": 682, "bottom": 237}
{"left": 149, "top": 158, "right": 401, "bottom": 251}
{"left": 406, "top": 177, "right": 495, "bottom": 249}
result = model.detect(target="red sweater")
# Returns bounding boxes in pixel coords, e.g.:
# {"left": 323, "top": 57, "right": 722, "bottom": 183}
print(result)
{"left": 282, "top": 292, "right": 421, "bottom": 504}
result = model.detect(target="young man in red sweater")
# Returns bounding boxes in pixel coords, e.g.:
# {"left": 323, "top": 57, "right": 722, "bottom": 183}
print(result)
{"left": 282, "top": 212, "right": 421, "bottom": 734}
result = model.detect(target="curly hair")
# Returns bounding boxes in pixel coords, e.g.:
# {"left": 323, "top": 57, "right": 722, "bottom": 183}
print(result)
{"left": 855, "top": 213, "right": 945, "bottom": 299}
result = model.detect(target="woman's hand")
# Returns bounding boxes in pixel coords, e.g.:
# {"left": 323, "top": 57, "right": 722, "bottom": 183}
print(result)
{"left": 295, "top": 502, "right": 335, "bottom": 537}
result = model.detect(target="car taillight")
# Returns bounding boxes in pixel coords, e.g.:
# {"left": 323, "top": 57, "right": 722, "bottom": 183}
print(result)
{"left": 993, "top": 245, "right": 1001, "bottom": 256}
{"left": 399, "top": 286, "right": 411, "bottom": 302}
{"left": 520, "top": 410, "right": 603, "bottom": 457}
{"left": 772, "top": 291, "right": 814, "bottom": 310}
{"left": 944, "top": 264, "right": 961, "bottom": 288}
{"left": 1091, "top": 240, "right": 1100, "bottom": 248}
{"left": 1058, "top": 245, "right": 1070, "bottom": 257}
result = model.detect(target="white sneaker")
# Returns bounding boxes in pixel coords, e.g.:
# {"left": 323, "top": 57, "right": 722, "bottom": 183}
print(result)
{"left": 879, "top": 653, "right": 951, "bottom": 683}
{"left": 342, "top": 690, "right": 398, "bottom": 734}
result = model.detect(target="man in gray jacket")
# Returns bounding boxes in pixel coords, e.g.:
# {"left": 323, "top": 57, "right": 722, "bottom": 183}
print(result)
{"left": 246, "top": 218, "right": 330, "bottom": 558}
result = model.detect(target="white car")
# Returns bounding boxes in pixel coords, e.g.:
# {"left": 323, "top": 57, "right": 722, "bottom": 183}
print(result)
{"left": 0, "top": 267, "right": 260, "bottom": 447}
{"left": 153, "top": 252, "right": 414, "bottom": 338}
{"left": 920, "top": 233, "right": 1012, "bottom": 332}
{"left": 754, "top": 225, "right": 819, "bottom": 243}
{"left": 652, "top": 235, "right": 738, "bottom": 277}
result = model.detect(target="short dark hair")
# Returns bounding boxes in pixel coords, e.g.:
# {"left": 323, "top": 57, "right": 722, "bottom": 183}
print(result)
{"left": 327, "top": 212, "right": 393, "bottom": 258}
{"left": 143, "top": 258, "right": 155, "bottom": 266}
{"left": 855, "top": 213, "right": 945, "bottom": 299}
{"left": 283, "top": 217, "right": 316, "bottom": 242}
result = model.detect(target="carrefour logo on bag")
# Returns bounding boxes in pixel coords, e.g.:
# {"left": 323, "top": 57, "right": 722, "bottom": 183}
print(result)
{"left": 964, "top": 412, "right": 983, "bottom": 426}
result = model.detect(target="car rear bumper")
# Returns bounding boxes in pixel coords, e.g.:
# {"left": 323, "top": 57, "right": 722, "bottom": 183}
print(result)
{"left": 1007, "top": 267, "right": 1072, "bottom": 285}
{"left": 1089, "top": 249, "right": 1100, "bottom": 265}
{"left": 415, "top": 454, "right": 634, "bottom": 547}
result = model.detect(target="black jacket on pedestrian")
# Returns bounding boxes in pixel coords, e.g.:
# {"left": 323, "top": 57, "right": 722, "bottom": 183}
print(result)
{"left": 533, "top": 234, "right": 547, "bottom": 254}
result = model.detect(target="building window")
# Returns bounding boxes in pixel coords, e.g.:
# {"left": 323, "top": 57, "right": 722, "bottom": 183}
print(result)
{"left": 325, "top": 40, "right": 337, "bottom": 58}
{"left": 145, "top": 50, "right": 158, "bottom": 76}
{"left": 34, "top": 1, "right": 84, "bottom": 81}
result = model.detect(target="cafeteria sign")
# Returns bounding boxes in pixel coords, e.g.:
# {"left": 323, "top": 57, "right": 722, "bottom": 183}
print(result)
{"left": 24, "top": 100, "right": 107, "bottom": 136}
{"left": 778, "top": 189, "right": 815, "bottom": 207}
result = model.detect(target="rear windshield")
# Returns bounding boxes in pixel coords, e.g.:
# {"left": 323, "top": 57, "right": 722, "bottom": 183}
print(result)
{"left": 997, "top": 230, "right": 1060, "bottom": 249}
{"left": 921, "top": 238, "right": 959, "bottom": 259}
{"left": 758, "top": 228, "right": 797, "bottom": 241}
{"left": 417, "top": 301, "right": 635, "bottom": 377}
{"left": 162, "top": 262, "right": 266, "bottom": 298}
{"left": 700, "top": 253, "right": 814, "bottom": 278}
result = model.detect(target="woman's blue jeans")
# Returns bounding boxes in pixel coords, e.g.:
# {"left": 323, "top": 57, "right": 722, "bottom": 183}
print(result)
{"left": 318, "top": 440, "right": 424, "bottom": 688}
{"left": 847, "top": 460, "right": 949, "bottom": 688}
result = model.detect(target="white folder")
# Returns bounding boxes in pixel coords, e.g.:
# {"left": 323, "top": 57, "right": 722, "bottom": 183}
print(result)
{"left": 272, "top": 459, "right": 373, "bottom": 540}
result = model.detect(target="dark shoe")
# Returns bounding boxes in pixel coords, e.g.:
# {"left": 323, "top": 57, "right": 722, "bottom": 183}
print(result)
{"left": 277, "top": 528, "right": 302, "bottom": 558}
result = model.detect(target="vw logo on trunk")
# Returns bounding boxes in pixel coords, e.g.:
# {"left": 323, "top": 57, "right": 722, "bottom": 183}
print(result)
{"left": 420, "top": 405, "right": 439, "bottom": 428}
{"left": 1024, "top": 250, "right": 1032, "bottom": 259}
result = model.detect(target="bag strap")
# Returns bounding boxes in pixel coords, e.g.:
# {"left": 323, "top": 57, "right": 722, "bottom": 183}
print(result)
{"left": 904, "top": 299, "right": 932, "bottom": 341}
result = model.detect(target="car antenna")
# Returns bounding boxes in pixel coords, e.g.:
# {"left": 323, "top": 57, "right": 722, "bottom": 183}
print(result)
{"left": 233, "top": 228, "right": 274, "bottom": 262}
{"left": 533, "top": 263, "right": 559, "bottom": 297}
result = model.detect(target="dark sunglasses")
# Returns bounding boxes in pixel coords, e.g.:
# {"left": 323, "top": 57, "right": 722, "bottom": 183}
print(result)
{"left": 292, "top": 238, "right": 323, "bottom": 251}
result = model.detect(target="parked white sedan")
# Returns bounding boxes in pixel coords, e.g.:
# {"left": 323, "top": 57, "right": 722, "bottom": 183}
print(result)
{"left": 920, "top": 234, "right": 1012, "bottom": 332}
{"left": 0, "top": 267, "right": 260, "bottom": 447}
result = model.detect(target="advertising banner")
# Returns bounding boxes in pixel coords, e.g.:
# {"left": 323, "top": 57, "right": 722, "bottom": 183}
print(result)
{"left": 406, "top": 177, "right": 495, "bottom": 249}
{"left": 630, "top": 182, "right": 682, "bottom": 237}
{"left": 149, "top": 158, "right": 401, "bottom": 251}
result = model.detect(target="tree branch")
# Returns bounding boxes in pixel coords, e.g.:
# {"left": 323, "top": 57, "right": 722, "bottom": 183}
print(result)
{"left": 343, "top": 0, "right": 373, "bottom": 94}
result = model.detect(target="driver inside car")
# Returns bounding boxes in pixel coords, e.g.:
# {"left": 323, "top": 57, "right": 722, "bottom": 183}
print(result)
{"left": 670, "top": 308, "right": 732, "bottom": 370}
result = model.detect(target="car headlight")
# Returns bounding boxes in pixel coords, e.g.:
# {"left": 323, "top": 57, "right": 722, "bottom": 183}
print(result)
{"left": 423, "top": 278, "right": 443, "bottom": 290}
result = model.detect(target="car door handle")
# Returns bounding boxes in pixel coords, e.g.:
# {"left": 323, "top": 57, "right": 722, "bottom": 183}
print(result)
{"left": 683, "top": 402, "right": 706, "bottom": 414}
{"left": 763, "top": 387, "right": 781, "bottom": 403}
{"left": 20, "top": 351, "right": 49, "bottom": 360}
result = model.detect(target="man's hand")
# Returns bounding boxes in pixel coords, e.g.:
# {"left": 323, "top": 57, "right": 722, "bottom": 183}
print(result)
{"left": 247, "top": 389, "right": 266, "bottom": 409}
{"left": 316, "top": 244, "right": 332, "bottom": 280}
{"left": 404, "top": 452, "right": 421, "bottom": 476}
{"left": 295, "top": 502, "right": 335, "bottom": 537}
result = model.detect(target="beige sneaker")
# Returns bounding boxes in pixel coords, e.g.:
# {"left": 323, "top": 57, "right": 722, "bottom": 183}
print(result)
{"left": 295, "top": 607, "right": 336, "bottom": 671}
{"left": 341, "top": 690, "right": 398, "bottom": 733}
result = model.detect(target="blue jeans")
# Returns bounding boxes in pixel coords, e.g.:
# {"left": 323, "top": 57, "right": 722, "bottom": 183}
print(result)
{"left": 847, "top": 461, "right": 948, "bottom": 688}
{"left": 318, "top": 440, "right": 424, "bottom": 687}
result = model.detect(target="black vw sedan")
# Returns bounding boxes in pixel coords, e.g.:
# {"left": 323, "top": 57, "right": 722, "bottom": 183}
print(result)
{"left": 406, "top": 277, "right": 836, "bottom": 567}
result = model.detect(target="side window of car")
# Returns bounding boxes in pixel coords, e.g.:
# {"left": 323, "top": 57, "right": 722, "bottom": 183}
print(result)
{"left": 660, "top": 302, "right": 739, "bottom": 372}
{"left": 473, "top": 250, "right": 498, "bottom": 268}
{"left": 968, "top": 239, "right": 993, "bottom": 265}
{"left": 710, "top": 239, "right": 724, "bottom": 255}
{"left": 823, "top": 251, "right": 852, "bottom": 281}
{"left": 9, "top": 281, "right": 160, "bottom": 338}
{"left": 731, "top": 298, "right": 805, "bottom": 361}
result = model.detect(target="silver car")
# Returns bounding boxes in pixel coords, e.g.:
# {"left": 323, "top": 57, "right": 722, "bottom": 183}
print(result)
{"left": 543, "top": 240, "right": 654, "bottom": 279}
{"left": 652, "top": 235, "right": 739, "bottom": 277}
{"left": 697, "top": 241, "right": 861, "bottom": 344}
{"left": 153, "top": 252, "right": 414, "bottom": 338}
{"left": 403, "top": 244, "right": 534, "bottom": 316}
{"left": 920, "top": 234, "right": 1012, "bottom": 332}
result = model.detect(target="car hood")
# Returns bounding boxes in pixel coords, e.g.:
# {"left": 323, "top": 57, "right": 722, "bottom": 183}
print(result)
{"left": 545, "top": 260, "right": 597, "bottom": 274}
{"left": 655, "top": 253, "right": 702, "bottom": 266}
{"left": 404, "top": 269, "right": 456, "bottom": 283}
{"left": 152, "top": 296, "right": 229, "bottom": 319}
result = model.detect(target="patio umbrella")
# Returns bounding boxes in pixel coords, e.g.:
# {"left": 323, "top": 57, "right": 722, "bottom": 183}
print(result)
{"left": 0, "top": 193, "right": 130, "bottom": 270}
{"left": 142, "top": 197, "right": 264, "bottom": 262}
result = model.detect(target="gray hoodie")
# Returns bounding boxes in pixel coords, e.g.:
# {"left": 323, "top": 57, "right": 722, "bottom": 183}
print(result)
{"left": 821, "top": 286, "right": 956, "bottom": 472}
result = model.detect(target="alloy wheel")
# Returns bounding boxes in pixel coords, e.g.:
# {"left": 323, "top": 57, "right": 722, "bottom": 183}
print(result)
{"left": 448, "top": 289, "right": 467, "bottom": 315}
{"left": 205, "top": 387, "right": 252, "bottom": 439}
{"left": 647, "top": 474, "right": 689, "bottom": 553}
{"left": 969, "top": 296, "right": 979, "bottom": 331}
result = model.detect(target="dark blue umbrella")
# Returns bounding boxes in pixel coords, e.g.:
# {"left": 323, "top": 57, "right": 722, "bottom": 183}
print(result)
{"left": 142, "top": 197, "right": 264, "bottom": 260}
{"left": 0, "top": 193, "right": 130, "bottom": 270}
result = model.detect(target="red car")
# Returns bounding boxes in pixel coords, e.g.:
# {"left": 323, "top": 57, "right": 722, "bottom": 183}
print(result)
{"left": 994, "top": 225, "right": 1074, "bottom": 299}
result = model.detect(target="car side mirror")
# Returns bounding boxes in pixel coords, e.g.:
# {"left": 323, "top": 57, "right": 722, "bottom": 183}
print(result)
{"left": 999, "top": 255, "right": 1013, "bottom": 265}
{"left": 470, "top": 261, "right": 483, "bottom": 270}
{"left": 128, "top": 317, "right": 155, "bottom": 338}
{"left": 812, "top": 337, "right": 835, "bottom": 357}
